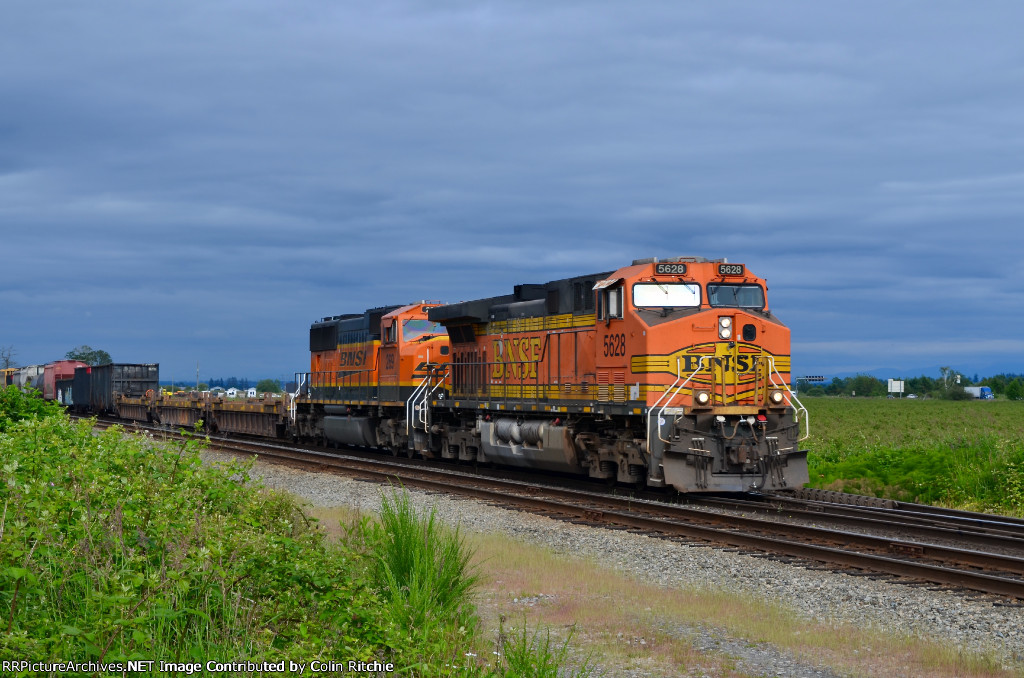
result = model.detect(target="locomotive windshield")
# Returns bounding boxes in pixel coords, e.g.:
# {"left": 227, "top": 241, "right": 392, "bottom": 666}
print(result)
{"left": 402, "top": 318, "right": 443, "bottom": 341}
{"left": 707, "top": 284, "right": 765, "bottom": 309}
{"left": 633, "top": 283, "right": 701, "bottom": 308}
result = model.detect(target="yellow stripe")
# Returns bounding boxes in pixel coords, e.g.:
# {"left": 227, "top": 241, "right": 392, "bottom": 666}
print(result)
{"left": 480, "top": 312, "right": 596, "bottom": 335}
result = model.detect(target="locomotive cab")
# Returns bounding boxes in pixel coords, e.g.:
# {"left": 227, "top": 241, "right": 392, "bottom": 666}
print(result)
{"left": 378, "top": 304, "right": 450, "bottom": 403}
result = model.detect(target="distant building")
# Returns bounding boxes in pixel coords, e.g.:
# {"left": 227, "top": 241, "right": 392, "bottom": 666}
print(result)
{"left": 247, "top": 387, "right": 257, "bottom": 397}
{"left": 226, "top": 387, "right": 240, "bottom": 398}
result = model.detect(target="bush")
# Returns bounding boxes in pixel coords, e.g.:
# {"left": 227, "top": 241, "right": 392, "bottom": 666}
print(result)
{"left": 0, "top": 386, "right": 62, "bottom": 433}
{"left": 0, "top": 415, "right": 392, "bottom": 667}
{"left": 0, "top": 404, "right": 580, "bottom": 676}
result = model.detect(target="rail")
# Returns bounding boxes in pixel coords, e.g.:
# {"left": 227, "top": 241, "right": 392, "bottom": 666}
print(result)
{"left": 647, "top": 356, "right": 708, "bottom": 447}
{"left": 768, "top": 357, "right": 809, "bottom": 441}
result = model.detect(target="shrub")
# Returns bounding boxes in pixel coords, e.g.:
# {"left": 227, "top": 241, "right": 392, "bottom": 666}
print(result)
{"left": 0, "top": 386, "right": 62, "bottom": 433}
{"left": 0, "top": 415, "right": 392, "bottom": 666}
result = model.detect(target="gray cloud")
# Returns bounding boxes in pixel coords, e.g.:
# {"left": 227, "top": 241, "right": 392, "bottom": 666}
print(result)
{"left": 2, "top": 1, "right": 1023, "bottom": 380}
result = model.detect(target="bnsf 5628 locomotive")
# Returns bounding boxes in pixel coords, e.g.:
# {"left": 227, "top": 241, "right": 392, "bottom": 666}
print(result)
{"left": 298, "top": 257, "right": 808, "bottom": 493}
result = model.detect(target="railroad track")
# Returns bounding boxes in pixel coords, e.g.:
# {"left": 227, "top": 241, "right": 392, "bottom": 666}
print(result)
{"left": 93, "top": 417, "right": 1024, "bottom": 602}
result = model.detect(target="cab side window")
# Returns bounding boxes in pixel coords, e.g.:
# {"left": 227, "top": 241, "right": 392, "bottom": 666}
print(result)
{"left": 597, "top": 286, "right": 623, "bottom": 320}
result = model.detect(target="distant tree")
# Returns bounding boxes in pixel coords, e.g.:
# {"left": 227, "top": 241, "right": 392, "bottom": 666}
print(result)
{"left": 1007, "top": 379, "right": 1024, "bottom": 401}
{"left": 0, "top": 345, "right": 16, "bottom": 369}
{"left": 198, "top": 383, "right": 209, "bottom": 391}
{"left": 66, "top": 345, "right": 112, "bottom": 366}
{"left": 942, "top": 383, "right": 972, "bottom": 400}
{"left": 255, "top": 378, "right": 281, "bottom": 394}
{"left": 849, "top": 374, "right": 886, "bottom": 397}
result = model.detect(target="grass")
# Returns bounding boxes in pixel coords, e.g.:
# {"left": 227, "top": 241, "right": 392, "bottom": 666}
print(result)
{"left": 803, "top": 398, "right": 1024, "bottom": 514}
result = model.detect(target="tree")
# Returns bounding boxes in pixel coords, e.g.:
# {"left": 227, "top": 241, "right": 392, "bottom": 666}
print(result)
{"left": 942, "top": 383, "right": 972, "bottom": 400}
{"left": 255, "top": 378, "right": 281, "bottom": 394}
{"left": 1007, "top": 379, "right": 1024, "bottom": 401}
{"left": 0, "top": 345, "right": 16, "bottom": 369}
{"left": 66, "top": 345, "right": 112, "bottom": 366}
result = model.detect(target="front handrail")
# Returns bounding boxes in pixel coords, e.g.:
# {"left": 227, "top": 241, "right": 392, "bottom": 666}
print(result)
{"left": 647, "top": 356, "right": 708, "bottom": 448}
{"left": 406, "top": 373, "right": 433, "bottom": 436}
{"left": 767, "top": 357, "right": 810, "bottom": 441}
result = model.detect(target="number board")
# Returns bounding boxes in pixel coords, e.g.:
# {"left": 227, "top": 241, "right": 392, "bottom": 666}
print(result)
{"left": 717, "top": 264, "right": 745, "bottom": 276}
{"left": 655, "top": 263, "right": 687, "bottom": 275}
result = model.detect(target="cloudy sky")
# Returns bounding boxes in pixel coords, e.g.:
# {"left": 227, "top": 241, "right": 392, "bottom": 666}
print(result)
{"left": 3, "top": 1, "right": 1023, "bottom": 383}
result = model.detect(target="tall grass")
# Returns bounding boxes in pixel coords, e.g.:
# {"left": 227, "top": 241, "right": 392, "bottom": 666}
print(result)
{"left": 362, "top": 488, "right": 480, "bottom": 672}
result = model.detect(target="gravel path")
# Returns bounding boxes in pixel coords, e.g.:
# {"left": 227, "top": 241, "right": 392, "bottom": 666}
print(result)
{"left": 213, "top": 452, "right": 1024, "bottom": 677}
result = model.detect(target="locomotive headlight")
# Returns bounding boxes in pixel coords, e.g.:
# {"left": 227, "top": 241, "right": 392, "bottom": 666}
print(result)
{"left": 769, "top": 390, "right": 785, "bottom": 405}
{"left": 694, "top": 390, "right": 711, "bottom": 406}
{"left": 718, "top": 316, "right": 732, "bottom": 339}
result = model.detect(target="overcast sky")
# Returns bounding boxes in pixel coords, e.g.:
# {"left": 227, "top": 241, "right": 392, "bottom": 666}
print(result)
{"left": 3, "top": 1, "right": 1023, "bottom": 383}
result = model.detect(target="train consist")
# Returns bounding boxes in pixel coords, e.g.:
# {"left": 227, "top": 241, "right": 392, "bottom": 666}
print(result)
{"left": 5, "top": 257, "right": 809, "bottom": 493}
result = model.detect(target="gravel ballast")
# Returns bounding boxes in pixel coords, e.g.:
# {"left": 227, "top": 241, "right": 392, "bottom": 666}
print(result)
{"left": 216, "top": 452, "right": 1024, "bottom": 676}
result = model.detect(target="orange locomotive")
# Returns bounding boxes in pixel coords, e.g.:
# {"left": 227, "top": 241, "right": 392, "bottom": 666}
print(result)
{"left": 296, "top": 302, "right": 450, "bottom": 451}
{"left": 424, "top": 256, "right": 808, "bottom": 492}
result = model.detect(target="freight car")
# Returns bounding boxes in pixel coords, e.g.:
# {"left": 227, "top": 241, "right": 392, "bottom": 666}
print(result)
{"left": 69, "top": 363, "right": 160, "bottom": 415}
{"left": 42, "top": 360, "right": 88, "bottom": 403}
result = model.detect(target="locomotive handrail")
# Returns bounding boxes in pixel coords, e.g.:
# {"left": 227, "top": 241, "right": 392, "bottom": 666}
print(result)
{"left": 288, "top": 373, "right": 307, "bottom": 423}
{"left": 407, "top": 374, "right": 432, "bottom": 436}
{"left": 648, "top": 356, "right": 708, "bottom": 447}
{"left": 418, "top": 364, "right": 450, "bottom": 432}
{"left": 407, "top": 363, "right": 450, "bottom": 436}
{"left": 306, "top": 368, "right": 377, "bottom": 402}
{"left": 767, "top": 357, "right": 810, "bottom": 441}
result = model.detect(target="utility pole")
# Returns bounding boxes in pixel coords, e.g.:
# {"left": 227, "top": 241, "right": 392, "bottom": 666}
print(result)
{"left": 196, "top": 362, "right": 199, "bottom": 391}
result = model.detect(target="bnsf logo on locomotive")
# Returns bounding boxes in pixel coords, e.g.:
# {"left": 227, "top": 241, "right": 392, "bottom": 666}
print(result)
{"left": 676, "top": 354, "right": 761, "bottom": 374}
{"left": 338, "top": 348, "right": 366, "bottom": 367}
{"left": 491, "top": 338, "right": 542, "bottom": 379}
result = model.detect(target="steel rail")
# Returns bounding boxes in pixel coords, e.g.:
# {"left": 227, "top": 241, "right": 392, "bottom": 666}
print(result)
{"left": 691, "top": 496, "right": 1024, "bottom": 552}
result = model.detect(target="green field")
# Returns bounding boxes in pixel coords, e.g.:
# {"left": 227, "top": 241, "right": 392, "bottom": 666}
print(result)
{"left": 803, "top": 397, "right": 1024, "bottom": 515}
